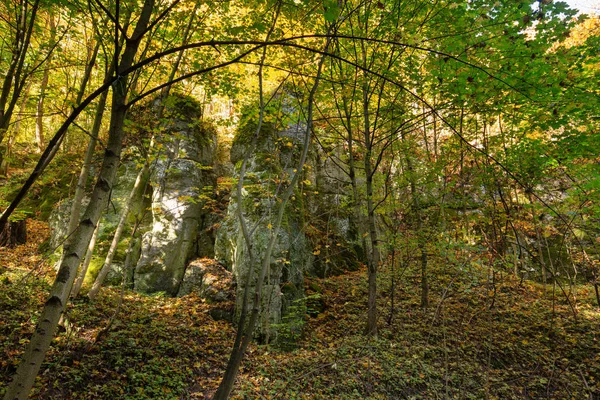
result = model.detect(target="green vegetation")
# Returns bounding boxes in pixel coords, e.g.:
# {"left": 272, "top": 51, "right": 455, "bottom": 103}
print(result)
{"left": 0, "top": 228, "right": 598, "bottom": 398}
{"left": 0, "top": 0, "right": 599, "bottom": 398}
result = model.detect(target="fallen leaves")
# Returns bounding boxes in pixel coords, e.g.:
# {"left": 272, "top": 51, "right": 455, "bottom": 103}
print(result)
{"left": 1, "top": 222, "right": 599, "bottom": 399}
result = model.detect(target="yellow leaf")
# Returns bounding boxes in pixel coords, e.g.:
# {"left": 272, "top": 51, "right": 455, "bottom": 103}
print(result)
{"left": 313, "top": 249, "right": 321, "bottom": 255}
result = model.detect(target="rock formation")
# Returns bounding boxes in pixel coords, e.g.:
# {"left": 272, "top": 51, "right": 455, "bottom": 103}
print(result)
{"left": 215, "top": 118, "right": 314, "bottom": 341}
{"left": 134, "top": 96, "right": 218, "bottom": 296}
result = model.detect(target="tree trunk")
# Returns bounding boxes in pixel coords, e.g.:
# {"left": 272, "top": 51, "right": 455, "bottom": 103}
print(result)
{"left": 362, "top": 40, "right": 379, "bottom": 337}
{"left": 63, "top": 58, "right": 105, "bottom": 246}
{"left": 0, "top": 81, "right": 32, "bottom": 176}
{"left": 0, "top": 0, "right": 41, "bottom": 144}
{"left": 34, "top": 14, "right": 56, "bottom": 153}
{"left": 420, "top": 244, "right": 429, "bottom": 308}
{"left": 2, "top": 2, "right": 155, "bottom": 397}
{"left": 387, "top": 246, "right": 395, "bottom": 325}
{"left": 87, "top": 166, "right": 146, "bottom": 300}
{"left": 213, "top": 24, "right": 331, "bottom": 400}
{"left": 53, "top": 41, "right": 107, "bottom": 277}
{"left": 0, "top": 219, "right": 27, "bottom": 247}
{"left": 70, "top": 223, "right": 99, "bottom": 298}
{"left": 364, "top": 161, "right": 379, "bottom": 336}
{"left": 346, "top": 100, "right": 367, "bottom": 260}
{"left": 403, "top": 130, "right": 429, "bottom": 309}
{"left": 35, "top": 71, "right": 48, "bottom": 153}
{"left": 528, "top": 192, "right": 547, "bottom": 290}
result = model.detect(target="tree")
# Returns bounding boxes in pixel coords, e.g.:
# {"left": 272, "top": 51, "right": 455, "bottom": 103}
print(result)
{"left": 1, "top": 0, "right": 594, "bottom": 398}
{"left": 0, "top": 0, "right": 41, "bottom": 145}
{"left": 3, "top": 0, "right": 156, "bottom": 396}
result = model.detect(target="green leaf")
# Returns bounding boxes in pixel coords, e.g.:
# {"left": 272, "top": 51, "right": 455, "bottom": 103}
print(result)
{"left": 323, "top": 0, "right": 339, "bottom": 22}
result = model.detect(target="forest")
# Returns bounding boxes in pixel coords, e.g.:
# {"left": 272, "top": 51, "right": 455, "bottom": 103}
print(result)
{"left": 0, "top": 0, "right": 599, "bottom": 398}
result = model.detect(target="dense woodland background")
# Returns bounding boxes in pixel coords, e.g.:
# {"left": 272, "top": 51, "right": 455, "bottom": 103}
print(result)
{"left": 0, "top": 0, "right": 599, "bottom": 398}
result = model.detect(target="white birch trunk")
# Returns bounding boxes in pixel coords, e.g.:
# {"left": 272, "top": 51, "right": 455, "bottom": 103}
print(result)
{"left": 70, "top": 223, "right": 99, "bottom": 298}
{"left": 2, "top": 2, "right": 155, "bottom": 397}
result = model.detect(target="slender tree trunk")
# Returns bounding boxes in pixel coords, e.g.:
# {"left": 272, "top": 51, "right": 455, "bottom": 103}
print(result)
{"left": 9, "top": 81, "right": 32, "bottom": 147}
{"left": 363, "top": 105, "right": 379, "bottom": 336}
{"left": 361, "top": 39, "right": 379, "bottom": 337}
{"left": 330, "top": 42, "right": 366, "bottom": 261}
{"left": 0, "top": 0, "right": 41, "bottom": 172}
{"left": 87, "top": 6, "right": 197, "bottom": 300}
{"left": 123, "top": 231, "right": 142, "bottom": 288}
{"left": 53, "top": 40, "right": 105, "bottom": 281}
{"left": 364, "top": 153, "right": 379, "bottom": 336}
{"left": 412, "top": 163, "right": 428, "bottom": 309}
{"left": 388, "top": 245, "right": 395, "bottom": 325}
{"left": 0, "top": 2, "right": 27, "bottom": 133}
{"left": 528, "top": 192, "right": 547, "bottom": 290}
{"left": 334, "top": 56, "right": 366, "bottom": 257}
{"left": 35, "top": 14, "right": 56, "bottom": 153}
{"left": 63, "top": 43, "right": 104, "bottom": 249}
{"left": 3, "top": 2, "right": 155, "bottom": 397}
{"left": 420, "top": 241, "right": 429, "bottom": 308}
{"left": 212, "top": 8, "right": 281, "bottom": 396}
{"left": 0, "top": 0, "right": 41, "bottom": 143}
{"left": 87, "top": 168, "right": 146, "bottom": 300}
{"left": 70, "top": 223, "right": 99, "bottom": 298}
{"left": 0, "top": 81, "right": 31, "bottom": 176}
{"left": 345, "top": 98, "right": 367, "bottom": 258}
{"left": 213, "top": 26, "right": 331, "bottom": 400}
{"left": 402, "top": 131, "right": 429, "bottom": 308}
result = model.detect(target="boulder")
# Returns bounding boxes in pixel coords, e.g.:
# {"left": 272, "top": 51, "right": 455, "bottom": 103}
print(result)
{"left": 177, "top": 258, "right": 234, "bottom": 302}
{"left": 134, "top": 96, "right": 218, "bottom": 296}
{"left": 215, "top": 117, "right": 314, "bottom": 341}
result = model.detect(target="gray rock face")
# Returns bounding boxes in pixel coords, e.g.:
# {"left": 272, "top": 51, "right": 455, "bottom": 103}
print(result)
{"left": 215, "top": 117, "right": 315, "bottom": 340}
{"left": 134, "top": 98, "right": 217, "bottom": 296}
{"left": 48, "top": 199, "right": 80, "bottom": 250}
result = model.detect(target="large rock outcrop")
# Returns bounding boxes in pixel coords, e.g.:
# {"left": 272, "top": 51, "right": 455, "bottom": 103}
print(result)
{"left": 134, "top": 96, "right": 218, "bottom": 296}
{"left": 215, "top": 119, "right": 313, "bottom": 341}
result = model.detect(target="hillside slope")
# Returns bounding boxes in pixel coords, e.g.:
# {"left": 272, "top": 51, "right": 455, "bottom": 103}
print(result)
{"left": 1, "top": 220, "right": 599, "bottom": 399}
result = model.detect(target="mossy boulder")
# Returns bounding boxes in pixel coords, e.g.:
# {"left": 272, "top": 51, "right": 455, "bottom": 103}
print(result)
{"left": 134, "top": 95, "right": 218, "bottom": 296}
{"left": 215, "top": 113, "right": 314, "bottom": 341}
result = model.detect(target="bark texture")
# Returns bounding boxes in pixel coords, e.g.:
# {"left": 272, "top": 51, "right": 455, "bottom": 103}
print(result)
{"left": 2, "top": 2, "right": 155, "bottom": 397}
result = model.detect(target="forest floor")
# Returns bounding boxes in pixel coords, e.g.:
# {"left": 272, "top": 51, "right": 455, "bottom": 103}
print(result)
{"left": 0, "top": 220, "right": 599, "bottom": 399}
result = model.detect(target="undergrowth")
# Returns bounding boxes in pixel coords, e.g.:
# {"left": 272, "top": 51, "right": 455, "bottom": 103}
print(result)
{"left": 0, "top": 221, "right": 599, "bottom": 399}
